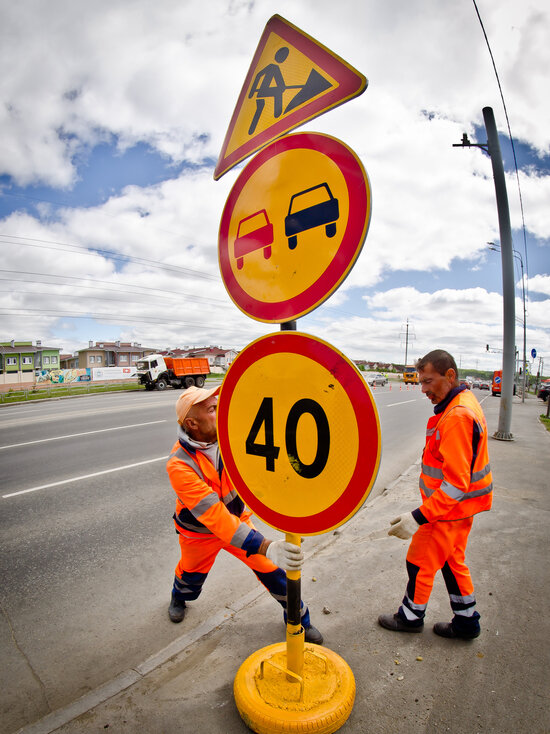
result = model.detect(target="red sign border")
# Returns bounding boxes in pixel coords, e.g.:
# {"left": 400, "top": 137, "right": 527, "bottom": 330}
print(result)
{"left": 214, "top": 14, "right": 367, "bottom": 180}
{"left": 217, "top": 332, "right": 381, "bottom": 535}
{"left": 218, "top": 132, "right": 371, "bottom": 323}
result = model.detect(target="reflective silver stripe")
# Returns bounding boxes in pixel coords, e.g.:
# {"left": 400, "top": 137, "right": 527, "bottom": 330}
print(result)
{"left": 176, "top": 521, "right": 211, "bottom": 534}
{"left": 190, "top": 491, "right": 220, "bottom": 518}
{"left": 454, "top": 607, "right": 477, "bottom": 617}
{"left": 405, "top": 596, "right": 427, "bottom": 611}
{"left": 439, "top": 481, "right": 464, "bottom": 501}
{"left": 171, "top": 447, "right": 205, "bottom": 481}
{"left": 440, "top": 480, "right": 493, "bottom": 502}
{"left": 465, "top": 483, "right": 493, "bottom": 498}
{"left": 449, "top": 593, "right": 476, "bottom": 605}
{"left": 422, "top": 463, "right": 444, "bottom": 479}
{"left": 426, "top": 427, "right": 436, "bottom": 437}
{"left": 230, "top": 523, "right": 252, "bottom": 549}
{"left": 436, "top": 430, "right": 441, "bottom": 440}
{"left": 471, "top": 463, "right": 491, "bottom": 482}
{"left": 223, "top": 488, "right": 239, "bottom": 505}
{"left": 419, "top": 477, "right": 435, "bottom": 497}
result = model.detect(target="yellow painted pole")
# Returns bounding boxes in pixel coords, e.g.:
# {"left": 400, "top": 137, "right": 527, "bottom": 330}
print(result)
{"left": 285, "top": 532, "right": 304, "bottom": 678}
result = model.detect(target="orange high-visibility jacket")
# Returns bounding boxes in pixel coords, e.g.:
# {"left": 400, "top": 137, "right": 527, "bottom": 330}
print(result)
{"left": 166, "top": 441, "right": 265, "bottom": 554}
{"left": 415, "top": 389, "right": 493, "bottom": 523}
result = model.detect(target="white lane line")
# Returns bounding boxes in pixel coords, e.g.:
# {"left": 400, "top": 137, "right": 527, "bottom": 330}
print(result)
{"left": 386, "top": 399, "right": 418, "bottom": 407}
{"left": 0, "top": 420, "right": 167, "bottom": 450}
{"left": 2, "top": 456, "right": 167, "bottom": 499}
{"left": 0, "top": 407, "right": 41, "bottom": 416}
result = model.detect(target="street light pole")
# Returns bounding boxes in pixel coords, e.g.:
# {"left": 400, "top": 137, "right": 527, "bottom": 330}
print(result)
{"left": 488, "top": 242, "right": 527, "bottom": 403}
{"left": 453, "top": 106, "right": 515, "bottom": 439}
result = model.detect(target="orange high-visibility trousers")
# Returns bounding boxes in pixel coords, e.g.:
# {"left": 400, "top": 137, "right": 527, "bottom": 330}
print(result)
{"left": 400, "top": 516, "right": 476, "bottom": 624}
{"left": 173, "top": 528, "right": 311, "bottom": 628}
{"left": 175, "top": 529, "right": 279, "bottom": 578}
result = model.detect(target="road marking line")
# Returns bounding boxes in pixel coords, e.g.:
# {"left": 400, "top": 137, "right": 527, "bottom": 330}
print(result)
{"left": 2, "top": 456, "right": 167, "bottom": 499}
{"left": 386, "top": 399, "right": 418, "bottom": 407}
{"left": 0, "top": 420, "right": 167, "bottom": 450}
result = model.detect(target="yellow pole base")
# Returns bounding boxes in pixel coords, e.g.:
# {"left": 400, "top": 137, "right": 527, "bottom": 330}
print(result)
{"left": 234, "top": 642, "right": 355, "bottom": 734}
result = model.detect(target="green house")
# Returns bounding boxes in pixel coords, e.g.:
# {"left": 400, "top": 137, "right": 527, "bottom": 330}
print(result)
{"left": 0, "top": 340, "right": 61, "bottom": 385}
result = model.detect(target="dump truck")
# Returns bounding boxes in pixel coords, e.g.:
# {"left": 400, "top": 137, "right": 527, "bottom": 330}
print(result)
{"left": 135, "top": 354, "right": 210, "bottom": 391}
{"left": 402, "top": 366, "right": 419, "bottom": 384}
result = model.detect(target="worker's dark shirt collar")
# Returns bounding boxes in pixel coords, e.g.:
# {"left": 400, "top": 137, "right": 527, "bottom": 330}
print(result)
{"left": 434, "top": 384, "right": 468, "bottom": 414}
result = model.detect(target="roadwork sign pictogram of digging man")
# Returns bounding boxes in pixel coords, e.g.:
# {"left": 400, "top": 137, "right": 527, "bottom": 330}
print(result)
{"left": 247, "top": 46, "right": 332, "bottom": 135}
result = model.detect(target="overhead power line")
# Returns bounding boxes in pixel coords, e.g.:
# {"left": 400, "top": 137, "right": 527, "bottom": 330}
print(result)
{"left": 0, "top": 268, "right": 227, "bottom": 304}
{"left": 0, "top": 233, "right": 219, "bottom": 281}
{"left": 472, "top": 0, "right": 529, "bottom": 290}
{"left": 0, "top": 307, "right": 238, "bottom": 330}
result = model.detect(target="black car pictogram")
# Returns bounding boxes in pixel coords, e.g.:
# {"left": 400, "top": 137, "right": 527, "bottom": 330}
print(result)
{"left": 284, "top": 182, "right": 339, "bottom": 250}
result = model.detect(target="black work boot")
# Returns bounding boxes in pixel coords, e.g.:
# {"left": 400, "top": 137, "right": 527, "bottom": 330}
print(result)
{"left": 378, "top": 613, "right": 424, "bottom": 632}
{"left": 168, "top": 594, "right": 186, "bottom": 623}
{"left": 433, "top": 622, "right": 480, "bottom": 640}
{"left": 304, "top": 625, "right": 323, "bottom": 645}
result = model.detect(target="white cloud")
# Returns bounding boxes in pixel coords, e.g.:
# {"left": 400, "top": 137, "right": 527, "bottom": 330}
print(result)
{"left": 528, "top": 274, "right": 550, "bottom": 297}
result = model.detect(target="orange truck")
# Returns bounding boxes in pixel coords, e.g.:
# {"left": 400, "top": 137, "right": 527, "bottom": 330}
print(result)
{"left": 491, "top": 369, "right": 517, "bottom": 397}
{"left": 403, "top": 367, "right": 419, "bottom": 384}
{"left": 136, "top": 354, "right": 210, "bottom": 391}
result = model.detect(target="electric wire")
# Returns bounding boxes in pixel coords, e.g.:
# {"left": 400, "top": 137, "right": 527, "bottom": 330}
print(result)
{"left": 0, "top": 268, "right": 228, "bottom": 304}
{"left": 0, "top": 233, "right": 219, "bottom": 281}
{"left": 472, "top": 0, "right": 530, "bottom": 298}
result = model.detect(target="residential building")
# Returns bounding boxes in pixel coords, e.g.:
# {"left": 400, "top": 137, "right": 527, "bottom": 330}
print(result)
{"left": 71, "top": 341, "right": 157, "bottom": 369}
{"left": 0, "top": 340, "right": 61, "bottom": 388}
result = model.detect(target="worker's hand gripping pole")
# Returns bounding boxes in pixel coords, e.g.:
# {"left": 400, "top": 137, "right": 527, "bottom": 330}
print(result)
{"left": 285, "top": 532, "right": 304, "bottom": 678}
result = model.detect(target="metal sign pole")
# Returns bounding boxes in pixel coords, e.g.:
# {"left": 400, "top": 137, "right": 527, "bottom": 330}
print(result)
{"left": 279, "top": 319, "right": 304, "bottom": 677}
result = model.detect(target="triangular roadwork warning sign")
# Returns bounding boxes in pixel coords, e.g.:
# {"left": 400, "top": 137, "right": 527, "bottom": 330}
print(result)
{"left": 213, "top": 15, "right": 367, "bottom": 180}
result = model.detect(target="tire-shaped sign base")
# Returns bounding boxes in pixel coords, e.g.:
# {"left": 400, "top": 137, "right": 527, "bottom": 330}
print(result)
{"left": 234, "top": 643, "right": 355, "bottom": 733}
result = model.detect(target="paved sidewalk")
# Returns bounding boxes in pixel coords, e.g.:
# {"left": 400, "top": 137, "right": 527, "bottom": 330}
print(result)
{"left": 14, "top": 396, "right": 550, "bottom": 734}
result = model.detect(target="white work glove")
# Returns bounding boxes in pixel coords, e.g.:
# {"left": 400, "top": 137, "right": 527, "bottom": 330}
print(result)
{"left": 388, "top": 514, "right": 420, "bottom": 540}
{"left": 266, "top": 540, "right": 304, "bottom": 571}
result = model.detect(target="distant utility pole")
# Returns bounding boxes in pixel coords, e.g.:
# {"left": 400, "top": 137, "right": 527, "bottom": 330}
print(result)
{"left": 400, "top": 318, "right": 416, "bottom": 367}
{"left": 454, "top": 106, "right": 515, "bottom": 440}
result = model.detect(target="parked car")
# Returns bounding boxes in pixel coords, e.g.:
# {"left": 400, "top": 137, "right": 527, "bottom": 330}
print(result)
{"left": 472, "top": 380, "right": 481, "bottom": 389}
{"left": 538, "top": 382, "right": 550, "bottom": 402}
{"left": 367, "top": 373, "right": 387, "bottom": 386}
{"left": 459, "top": 379, "right": 471, "bottom": 389}
{"left": 479, "top": 381, "right": 490, "bottom": 390}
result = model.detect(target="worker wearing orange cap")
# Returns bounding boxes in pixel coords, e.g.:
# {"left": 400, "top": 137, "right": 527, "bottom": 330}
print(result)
{"left": 166, "top": 385, "right": 323, "bottom": 644}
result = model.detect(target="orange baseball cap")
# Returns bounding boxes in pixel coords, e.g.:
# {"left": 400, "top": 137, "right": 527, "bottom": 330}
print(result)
{"left": 175, "top": 385, "right": 220, "bottom": 424}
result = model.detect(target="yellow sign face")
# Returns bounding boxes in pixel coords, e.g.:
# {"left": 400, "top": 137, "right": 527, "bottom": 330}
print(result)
{"left": 217, "top": 333, "right": 381, "bottom": 535}
{"left": 223, "top": 34, "right": 338, "bottom": 162}
{"left": 230, "top": 148, "right": 347, "bottom": 303}
{"left": 218, "top": 133, "right": 371, "bottom": 323}
{"left": 227, "top": 351, "right": 358, "bottom": 517}
{"left": 214, "top": 14, "right": 367, "bottom": 180}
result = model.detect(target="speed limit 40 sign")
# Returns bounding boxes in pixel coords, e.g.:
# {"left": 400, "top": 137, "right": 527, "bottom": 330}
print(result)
{"left": 217, "top": 331, "right": 381, "bottom": 534}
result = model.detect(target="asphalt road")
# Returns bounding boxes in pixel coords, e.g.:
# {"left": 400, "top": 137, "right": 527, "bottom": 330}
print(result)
{"left": 0, "top": 380, "right": 433, "bottom": 731}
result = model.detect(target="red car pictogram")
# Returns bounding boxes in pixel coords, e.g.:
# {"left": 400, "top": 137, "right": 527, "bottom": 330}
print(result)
{"left": 234, "top": 210, "right": 273, "bottom": 270}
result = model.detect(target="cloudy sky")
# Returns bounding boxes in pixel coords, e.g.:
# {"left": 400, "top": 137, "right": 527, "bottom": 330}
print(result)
{"left": 1, "top": 0, "right": 549, "bottom": 373}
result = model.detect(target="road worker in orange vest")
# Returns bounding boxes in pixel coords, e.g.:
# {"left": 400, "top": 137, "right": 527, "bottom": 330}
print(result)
{"left": 379, "top": 349, "right": 492, "bottom": 640}
{"left": 166, "top": 385, "right": 323, "bottom": 644}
